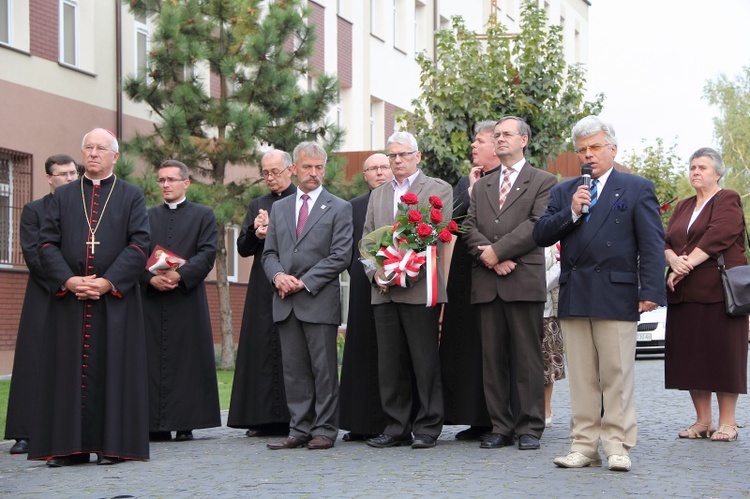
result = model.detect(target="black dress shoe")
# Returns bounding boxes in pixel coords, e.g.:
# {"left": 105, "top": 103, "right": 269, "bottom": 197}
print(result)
{"left": 245, "top": 423, "right": 290, "bottom": 437}
{"left": 480, "top": 433, "right": 514, "bottom": 449}
{"left": 46, "top": 453, "right": 91, "bottom": 467}
{"left": 455, "top": 426, "right": 492, "bottom": 441}
{"left": 150, "top": 431, "right": 172, "bottom": 442}
{"left": 175, "top": 431, "right": 194, "bottom": 441}
{"left": 9, "top": 439, "right": 29, "bottom": 454}
{"left": 517, "top": 434, "right": 540, "bottom": 450}
{"left": 366, "top": 433, "right": 413, "bottom": 448}
{"left": 411, "top": 434, "right": 437, "bottom": 449}
{"left": 342, "top": 432, "right": 366, "bottom": 442}
{"left": 97, "top": 454, "right": 126, "bottom": 465}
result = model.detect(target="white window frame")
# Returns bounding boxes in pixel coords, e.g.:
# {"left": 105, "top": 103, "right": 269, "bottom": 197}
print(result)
{"left": 225, "top": 224, "right": 239, "bottom": 283}
{"left": 59, "top": 0, "right": 79, "bottom": 66}
{"left": 0, "top": 0, "right": 12, "bottom": 45}
{"left": 134, "top": 12, "right": 149, "bottom": 79}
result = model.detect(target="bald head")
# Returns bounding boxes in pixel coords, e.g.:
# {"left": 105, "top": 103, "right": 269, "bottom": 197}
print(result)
{"left": 362, "top": 153, "right": 392, "bottom": 189}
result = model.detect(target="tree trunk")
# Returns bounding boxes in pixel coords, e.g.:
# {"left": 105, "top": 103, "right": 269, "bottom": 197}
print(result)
{"left": 214, "top": 223, "right": 236, "bottom": 369}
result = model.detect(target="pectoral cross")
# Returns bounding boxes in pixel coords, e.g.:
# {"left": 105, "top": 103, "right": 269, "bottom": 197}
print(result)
{"left": 86, "top": 234, "right": 100, "bottom": 254}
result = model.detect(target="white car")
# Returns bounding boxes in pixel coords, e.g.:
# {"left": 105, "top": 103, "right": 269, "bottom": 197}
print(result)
{"left": 636, "top": 306, "right": 666, "bottom": 357}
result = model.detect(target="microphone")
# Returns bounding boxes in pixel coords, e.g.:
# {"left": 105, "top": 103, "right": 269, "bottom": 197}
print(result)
{"left": 580, "top": 164, "right": 593, "bottom": 214}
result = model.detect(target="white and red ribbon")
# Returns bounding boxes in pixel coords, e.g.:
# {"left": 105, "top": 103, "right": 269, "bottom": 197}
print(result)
{"left": 376, "top": 242, "right": 438, "bottom": 307}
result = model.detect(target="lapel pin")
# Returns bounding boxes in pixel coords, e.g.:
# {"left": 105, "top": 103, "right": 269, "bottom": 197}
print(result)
{"left": 615, "top": 193, "right": 619, "bottom": 197}
{"left": 321, "top": 204, "right": 326, "bottom": 209}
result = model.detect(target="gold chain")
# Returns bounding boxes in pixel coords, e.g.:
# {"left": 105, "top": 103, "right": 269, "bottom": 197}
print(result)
{"left": 80, "top": 175, "right": 117, "bottom": 243}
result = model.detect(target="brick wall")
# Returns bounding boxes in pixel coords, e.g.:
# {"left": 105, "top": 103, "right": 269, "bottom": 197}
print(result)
{"left": 0, "top": 270, "right": 247, "bottom": 352}
{"left": 337, "top": 15, "right": 352, "bottom": 88}
{"left": 30, "top": 0, "right": 58, "bottom": 62}
{"left": 309, "top": 1, "right": 325, "bottom": 75}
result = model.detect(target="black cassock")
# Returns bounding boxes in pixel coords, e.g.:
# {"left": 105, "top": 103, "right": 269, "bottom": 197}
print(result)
{"left": 338, "top": 192, "right": 388, "bottom": 435}
{"left": 142, "top": 201, "right": 221, "bottom": 432}
{"left": 439, "top": 174, "right": 492, "bottom": 427}
{"left": 5, "top": 195, "right": 52, "bottom": 440}
{"left": 227, "top": 184, "right": 295, "bottom": 429}
{"left": 29, "top": 175, "right": 150, "bottom": 461}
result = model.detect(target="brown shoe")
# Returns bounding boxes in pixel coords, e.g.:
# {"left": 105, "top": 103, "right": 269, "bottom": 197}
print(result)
{"left": 307, "top": 435, "right": 335, "bottom": 450}
{"left": 266, "top": 436, "right": 309, "bottom": 450}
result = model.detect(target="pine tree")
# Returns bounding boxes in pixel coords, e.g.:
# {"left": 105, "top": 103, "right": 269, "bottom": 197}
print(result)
{"left": 122, "top": 0, "right": 343, "bottom": 368}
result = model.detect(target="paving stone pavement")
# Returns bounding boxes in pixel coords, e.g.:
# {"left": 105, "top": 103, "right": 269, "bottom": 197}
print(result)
{"left": 2, "top": 356, "right": 750, "bottom": 498}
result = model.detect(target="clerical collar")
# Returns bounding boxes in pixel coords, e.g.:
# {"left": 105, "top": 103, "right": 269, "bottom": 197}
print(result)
{"left": 275, "top": 183, "right": 297, "bottom": 197}
{"left": 165, "top": 197, "right": 187, "bottom": 210}
{"left": 481, "top": 165, "right": 501, "bottom": 177}
{"left": 83, "top": 172, "right": 115, "bottom": 186}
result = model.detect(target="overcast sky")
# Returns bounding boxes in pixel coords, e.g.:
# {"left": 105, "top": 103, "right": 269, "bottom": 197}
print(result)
{"left": 586, "top": 0, "right": 750, "bottom": 167}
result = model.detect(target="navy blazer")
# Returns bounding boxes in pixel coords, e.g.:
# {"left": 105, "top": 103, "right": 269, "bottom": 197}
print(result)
{"left": 533, "top": 168, "right": 666, "bottom": 322}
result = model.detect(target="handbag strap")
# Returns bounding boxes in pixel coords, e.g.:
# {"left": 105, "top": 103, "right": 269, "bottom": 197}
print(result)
{"left": 716, "top": 193, "right": 750, "bottom": 269}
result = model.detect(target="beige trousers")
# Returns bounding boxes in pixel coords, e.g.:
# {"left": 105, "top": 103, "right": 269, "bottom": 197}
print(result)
{"left": 560, "top": 318, "right": 637, "bottom": 458}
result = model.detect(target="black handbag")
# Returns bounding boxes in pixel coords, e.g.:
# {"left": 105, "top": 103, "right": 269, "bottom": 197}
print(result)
{"left": 717, "top": 221, "right": 750, "bottom": 316}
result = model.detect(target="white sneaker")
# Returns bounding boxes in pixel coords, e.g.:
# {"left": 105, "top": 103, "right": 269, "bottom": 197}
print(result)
{"left": 545, "top": 413, "right": 553, "bottom": 428}
{"left": 553, "top": 451, "right": 602, "bottom": 468}
{"left": 607, "top": 454, "right": 632, "bottom": 472}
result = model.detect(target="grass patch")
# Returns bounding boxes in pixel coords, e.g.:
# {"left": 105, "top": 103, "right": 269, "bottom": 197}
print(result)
{"left": 0, "top": 379, "right": 8, "bottom": 439}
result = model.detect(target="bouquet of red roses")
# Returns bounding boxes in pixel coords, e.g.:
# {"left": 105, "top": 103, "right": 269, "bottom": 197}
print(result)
{"left": 359, "top": 193, "right": 460, "bottom": 306}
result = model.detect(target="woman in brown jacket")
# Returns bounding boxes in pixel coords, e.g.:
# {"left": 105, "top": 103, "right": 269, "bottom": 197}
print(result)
{"left": 664, "top": 147, "right": 748, "bottom": 443}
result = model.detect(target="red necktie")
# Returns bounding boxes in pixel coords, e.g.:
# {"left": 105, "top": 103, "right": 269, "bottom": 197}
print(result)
{"left": 498, "top": 167, "right": 515, "bottom": 210}
{"left": 296, "top": 194, "right": 310, "bottom": 238}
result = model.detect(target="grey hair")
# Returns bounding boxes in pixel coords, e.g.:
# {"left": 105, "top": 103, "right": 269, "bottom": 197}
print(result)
{"left": 159, "top": 159, "right": 190, "bottom": 180}
{"left": 571, "top": 116, "right": 618, "bottom": 146}
{"left": 387, "top": 131, "right": 419, "bottom": 152}
{"left": 497, "top": 116, "right": 532, "bottom": 141}
{"left": 293, "top": 142, "right": 327, "bottom": 163}
{"left": 262, "top": 149, "right": 293, "bottom": 169}
{"left": 474, "top": 120, "right": 498, "bottom": 135}
{"left": 81, "top": 128, "right": 120, "bottom": 153}
{"left": 689, "top": 147, "right": 726, "bottom": 177}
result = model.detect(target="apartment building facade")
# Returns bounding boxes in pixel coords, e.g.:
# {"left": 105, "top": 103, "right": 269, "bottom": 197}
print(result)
{"left": 0, "top": 0, "right": 589, "bottom": 372}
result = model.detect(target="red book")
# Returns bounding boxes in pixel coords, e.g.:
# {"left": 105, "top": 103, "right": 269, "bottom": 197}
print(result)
{"left": 146, "top": 245, "right": 187, "bottom": 274}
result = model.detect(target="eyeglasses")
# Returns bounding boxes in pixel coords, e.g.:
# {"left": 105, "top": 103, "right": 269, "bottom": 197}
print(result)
{"left": 385, "top": 151, "right": 418, "bottom": 161}
{"left": 576, "top": 143, "right": 611, "bottom": 155}
{"left": 83, "top": 144, "right": 113, "bottom": 154}
{"left": 364, "top": 165, "right": 391, "bottom": 173}
{"left": 261, "top": 165, "right": 291, "bottom": 178}
{"left": 156, "top": 177, "right": 187, "bottom": 185}
{"left": 49, "top": 171, "right": 79, "bottom": 178}
{"left": 493, "top": 131, "right": 521, "bottom": 140}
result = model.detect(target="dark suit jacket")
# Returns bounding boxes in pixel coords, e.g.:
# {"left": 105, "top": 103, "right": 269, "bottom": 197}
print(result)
{"left": 665, "top": 189, "right": 746, "bottom": 304}
{"left": 533, "top": 168, "right": 666, "bottom": 322}
{"left": 464, "top": 162, "right": 557, "bottom": 304}
{"left": 363, "top": 171, "right": 453, "bottom": 305}
{"left": 262, "top": 187, "right": 353, "bottom": 325}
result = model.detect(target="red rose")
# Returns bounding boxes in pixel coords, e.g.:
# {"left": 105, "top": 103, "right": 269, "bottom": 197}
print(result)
{"left": 429, "top": 208, "right": 443, "bottom": 224}
{"left": 438, "top": 228, "right": 453, "bottom": 243}
{"left": 400, "top": 193, "right": 419, "bottom": 205}
{"left": 429, "top": 196, "right": 443, "bottom": 209}
{"left": 447, "top": 220, "right": 459, "bottom": 234}
{"left": 416, "top": 223, "right": 433, "bottom": 238}
{"left": 407, "top": 210, "right": 423, "bottom": 223}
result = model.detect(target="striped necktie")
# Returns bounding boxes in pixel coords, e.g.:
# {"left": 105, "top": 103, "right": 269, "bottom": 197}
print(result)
{"left": 586, "top": 179, "right": 598, "bottom": 221}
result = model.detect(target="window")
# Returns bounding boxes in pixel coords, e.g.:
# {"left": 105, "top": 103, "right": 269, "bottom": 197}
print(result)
{"left": 0, "top": 0, "right": 10, "bottom": 45}
{"left": 225, "top": 225, "right": 239, "bottom": 282}
{"left": 135, "top": 12, "right": 149, "bottom": 78}
{"left": 0, "top": 148, "right": 31, "bottom": 266}
{"left": 60, "top": 0, "right": 78, "bottom": 66}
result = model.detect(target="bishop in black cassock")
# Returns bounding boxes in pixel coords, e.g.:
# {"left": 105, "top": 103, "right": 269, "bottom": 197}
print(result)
{"left": 228, "top": 149, "right": 295, "bottom": 436}
{"left": 29, "top": 128, "right": 150, "bottom": 466}
{"left": 142, "top": 160, "right": 221, "bottom": 441}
